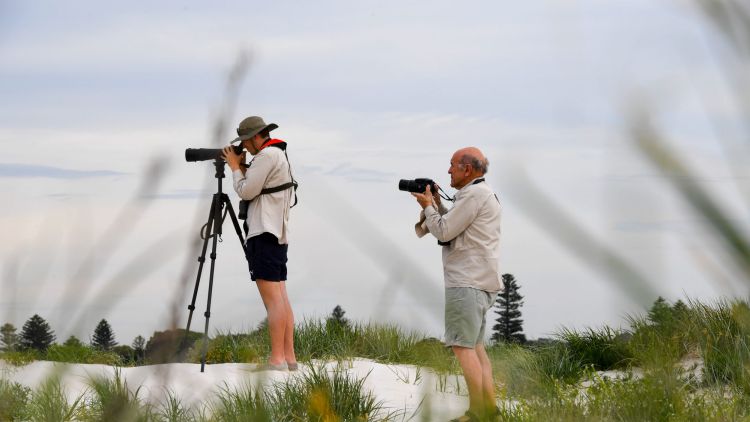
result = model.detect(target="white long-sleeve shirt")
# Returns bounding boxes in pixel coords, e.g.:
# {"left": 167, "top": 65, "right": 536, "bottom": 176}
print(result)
{"left": 231, "top": 145, "right": 294, "bottom": 244}
{"left": 415, "top": 178, "right": 502, "bottom": 292}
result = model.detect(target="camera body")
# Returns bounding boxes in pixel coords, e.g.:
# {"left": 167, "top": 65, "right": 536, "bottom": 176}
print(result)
{"left": 400, "top": 177, "right": 452, "bottom": 246}
{"left": 185, "top": 145, "right": 243, "bottom": 162}
{"left": 238, "top": 199, "right": 250, "bottom": 220}
{"left": 398, "top": 178, "right": 436, "bottom": 194}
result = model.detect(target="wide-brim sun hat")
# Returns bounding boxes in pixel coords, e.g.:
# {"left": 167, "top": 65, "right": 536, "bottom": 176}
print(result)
{"left": 231, "top": 116, "right": 278, "bottom": 144}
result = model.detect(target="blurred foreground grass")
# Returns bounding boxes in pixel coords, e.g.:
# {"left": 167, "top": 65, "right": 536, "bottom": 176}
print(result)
{"left": 4, "top": 298, "right": 750, "bottom": 420}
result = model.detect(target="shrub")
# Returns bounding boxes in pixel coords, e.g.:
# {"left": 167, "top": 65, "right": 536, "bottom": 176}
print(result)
{"left": 0, "top": 378, "right": 30, "bottom": 420}
{"left": 209, "top": 382, "right": 272, "bottom": 421}
{"left": 27, "top": 377, "right": 84, "bottom": 421}
{"left": 203, "top": 332, "right": 262, "bottom": 364}
{"left": 627, "top": 315, "right": 685, "bottom": 369}
{"left": 558, "top": 326, "right": 633, "bottom": 370}
{"left": 80, "top": 369, "right": 153, "bottom": 421}
{"left": 688, "top": 299, "right": 750, "bottom": 394}
{"left": 1, "top": 348, "right": 38, "bottom": 366}
{"left": 112, "top": 345, "right": 136, "bottom": 366}
{"left": 266, "top": 364, "right": 394, "bottom": 421}
{"left": 145, "top": 329, "right": 203, "bottom": 364}
{"left": 45, "top": 343, "right": 121, "bottom": 365}
{"left": 531, "top": 341, "right": 586, "bottom": 385}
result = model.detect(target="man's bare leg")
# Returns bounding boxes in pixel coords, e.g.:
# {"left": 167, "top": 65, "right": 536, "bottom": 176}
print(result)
{"left": 279, "top": 281, "right": 296, "bottom": 365}
{"left": 256, "top": 280, "right": 286, "bottom": 365}
{"left": 475, "top": 343, "right": 497, "bottom": 415}
{"left": 452, "top": 346, "right": 485, "bottom": 416}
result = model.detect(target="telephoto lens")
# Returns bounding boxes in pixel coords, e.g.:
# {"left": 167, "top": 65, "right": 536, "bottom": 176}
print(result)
{"left": 398, "top": 178, "right": 435, "bottom": 193}
{"left": 185, "top": 145, "right": 243, "bottom": 162}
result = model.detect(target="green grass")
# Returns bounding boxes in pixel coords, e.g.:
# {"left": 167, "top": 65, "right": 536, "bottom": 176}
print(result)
{"left": 26, "top": 376, "right": 85, "bottom": 421}
{"left": 0, "top": 378, "right": 31, "bottom": 421}
{"left": 685, "top": 299, "right": 750, "bottom": 393}
{"left": 191, "top": 318, "right": 457, "bottom": 374}
{"left": 79, "top": 368, "right": 154, "bottom": 421}
{"left": 1, "top": 349, "right": 39, "bottom": 366}
{"left": 557, "top": 326, "right": 633, "bottom": 371}
{"left": 265, "top": 364, "right": 396, "bottom": 421}
{"left": 499, "top": 370, "right": 750, "bottom": 421}
{"left": 5, "top": 300, "right": 750, "bottom": 420}
{"left": 0, "top": 343, "right": 127, "bottom": 367}
{"left": 209, "top": 382, "right": 272, "bottom": 421}
{"left": 46, "top": 343, "right": 123, "bottom": 365}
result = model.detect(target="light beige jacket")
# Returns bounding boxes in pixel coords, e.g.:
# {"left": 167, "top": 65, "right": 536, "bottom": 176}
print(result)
{"left": 231, "top": 146, "right": 294, "bottom": 244}
{"left": 415, "top": 178, "right": 502, "bottom": 292}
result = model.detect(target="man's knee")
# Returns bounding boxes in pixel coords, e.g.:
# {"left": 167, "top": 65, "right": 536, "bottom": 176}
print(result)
{"left": 451, "top": 345, "right": 475, "bottom": 356}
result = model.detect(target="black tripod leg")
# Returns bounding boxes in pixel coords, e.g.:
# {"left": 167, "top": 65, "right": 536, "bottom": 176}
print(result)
{"left": 199, "top": 192, "right": 224, "bottom": 372}
{"left": 222, "top": 194, "right": 246, "bottom": 248}
{"left": 183, "top": 194, "right": 217, "bottom": 342}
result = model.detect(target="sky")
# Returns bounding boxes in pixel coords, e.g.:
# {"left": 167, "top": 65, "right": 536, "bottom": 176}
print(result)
{"left": 1, "top": 0, "right": 749, "bottom": 346}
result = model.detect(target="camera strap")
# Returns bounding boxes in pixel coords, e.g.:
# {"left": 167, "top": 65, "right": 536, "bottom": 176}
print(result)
{"left": 255, "top": 141, "right": 299, "bottom": 208}
{"left": 470, "top": 178, "right": 500, "bottom": 203}
{"left": 438, "top": 186, "right": 455, "bottom": 202}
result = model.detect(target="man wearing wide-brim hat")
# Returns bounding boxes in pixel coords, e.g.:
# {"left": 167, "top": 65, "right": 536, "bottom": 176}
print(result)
{"left": 222, "top": 116, "right": 298, "bottom": 371}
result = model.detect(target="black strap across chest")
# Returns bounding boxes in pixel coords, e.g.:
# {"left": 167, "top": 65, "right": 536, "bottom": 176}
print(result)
{"left": 255, "top": 143, "right": 299, "bottom": 207}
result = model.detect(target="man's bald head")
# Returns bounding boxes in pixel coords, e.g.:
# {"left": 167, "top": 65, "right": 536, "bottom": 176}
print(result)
{"left": 455, "top": 147, "right": 489, "bottom": 175}
{"left": 448, "top": 147, "right": 489, "bottom": 189}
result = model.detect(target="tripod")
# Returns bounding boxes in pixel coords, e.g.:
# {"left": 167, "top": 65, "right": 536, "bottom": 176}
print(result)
{"left": 184, "top": 159, "right": 245, "bottom": 372}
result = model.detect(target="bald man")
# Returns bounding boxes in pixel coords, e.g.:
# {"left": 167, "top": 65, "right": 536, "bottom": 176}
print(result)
{"left": 412, "top": 147, "right": 502, "bottom": 422}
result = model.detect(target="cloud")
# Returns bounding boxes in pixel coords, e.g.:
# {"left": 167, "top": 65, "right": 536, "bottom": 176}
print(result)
{"left": 0, "top": 163, "right": 126, "bottom": 179}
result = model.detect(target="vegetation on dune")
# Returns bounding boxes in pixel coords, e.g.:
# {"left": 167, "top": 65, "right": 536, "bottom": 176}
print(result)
{"left": 3, "top": 298, "right": 750, "bottom": 420}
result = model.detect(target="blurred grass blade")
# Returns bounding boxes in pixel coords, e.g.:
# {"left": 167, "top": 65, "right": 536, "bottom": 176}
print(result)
{"left": 631, "top": 111, "right": 750, "bottom": 282}
{"left": 502, "top": 170, "right": 657, "bottom": 306}
{"left": 170, "top": 51, "right": 252, "bottom": 332}
{"left": 694, "top": 0, "right": 750, "bottom": 56}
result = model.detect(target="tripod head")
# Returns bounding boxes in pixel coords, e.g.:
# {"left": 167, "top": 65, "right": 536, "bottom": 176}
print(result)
{"left": 212, "top": 158, "right": 227, "bottom": 181}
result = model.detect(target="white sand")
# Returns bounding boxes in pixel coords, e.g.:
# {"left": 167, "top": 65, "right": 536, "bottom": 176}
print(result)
{"left": 1, "top": 358, "right": 470, "bottom": 419}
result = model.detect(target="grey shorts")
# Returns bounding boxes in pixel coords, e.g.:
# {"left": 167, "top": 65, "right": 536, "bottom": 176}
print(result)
{"left": 444, "top": 287, "right": 497, "bottom": 348}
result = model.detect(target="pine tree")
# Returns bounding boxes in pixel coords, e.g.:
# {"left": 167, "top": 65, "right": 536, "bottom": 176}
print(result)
{"left": 672, "top": 299, "right": 689, "bottom": 321}
{"left": 92, "top": 319, "right": 117, "bottom": 351}
{"left": 330, "top": 305, "right": 349, "bottom": 326}
{"left": 326, "top": 305, "right": 350, "bottom": 333}
{"left": 1, "top": 323, "right": 18, "bottom": 352}
{"left": 20, "top": 314, "right": 56, "bottom": 352}
{"left": 132, "top": 335, "right": 146, "bottom": 363}
{"left": 648, "top": 296, "right": 673, "bottom": 326}
{"left": 492, "top": 274, "right": 526, "bottom": 344}
{"left": 63, "top": 336, "right": 84, "bottom": 348}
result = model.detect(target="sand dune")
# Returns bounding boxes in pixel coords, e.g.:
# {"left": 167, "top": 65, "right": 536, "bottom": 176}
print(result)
{"left": 1, "top": 358, "right": 470, "bottom": 419}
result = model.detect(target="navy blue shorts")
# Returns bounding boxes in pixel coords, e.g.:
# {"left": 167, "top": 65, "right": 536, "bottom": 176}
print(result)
{"left": 244, "top": 232, "right": 288, "bottom": 282}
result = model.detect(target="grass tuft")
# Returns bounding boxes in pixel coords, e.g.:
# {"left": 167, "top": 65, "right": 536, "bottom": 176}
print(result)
{"left": 81, "top": 368, "right": 154, "bottom": 421}
{"left": 557, "top": 326, "right": 633, "bottom": 371}
{"left": 267, "top": 364, "right": 397, "bottom": 421}
{"left": 0, "top": 378, "right": 30, "bottom": 421}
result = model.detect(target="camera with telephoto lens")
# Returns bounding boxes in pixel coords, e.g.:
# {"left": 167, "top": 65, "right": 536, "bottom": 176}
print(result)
{"left": 398, "top": 178, "right": 436, "bottom": 194}
{"left": 184, "top": 145, "right": 243, "bottom": 162}
{"left": 400, "top": 178, "right": 452, "bottom": 247}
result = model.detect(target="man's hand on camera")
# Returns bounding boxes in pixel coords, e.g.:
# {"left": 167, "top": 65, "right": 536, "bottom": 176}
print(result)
{"left": 432, "top": 184, "right": 442, "bottom": 208}
{"left": 222, "top": 146, "right": 245, "bottom": 171}
{"left": 411, "top": 184, "right": 435, "bottom": 210}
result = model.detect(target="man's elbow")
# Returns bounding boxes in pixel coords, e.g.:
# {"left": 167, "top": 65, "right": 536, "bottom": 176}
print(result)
{"left": 431, "top": 230, "right": 452, "bottom": 243}
{"left": 237, "top": 187, "right": 260, "bottom": 201}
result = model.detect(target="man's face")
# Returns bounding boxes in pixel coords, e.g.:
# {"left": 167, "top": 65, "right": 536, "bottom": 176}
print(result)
{"left": 448, "top": 152, "right": 470, "bottom": 189}
{"left": 241, "top": 135, "right": 261, "bottom": 155}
